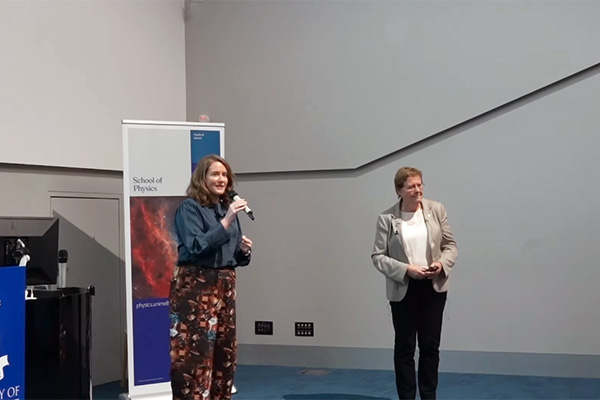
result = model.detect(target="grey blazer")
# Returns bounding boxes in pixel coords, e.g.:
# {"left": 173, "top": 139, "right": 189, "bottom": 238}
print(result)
{"left": 371, "top": 198, "right": 458, "bottom": 302}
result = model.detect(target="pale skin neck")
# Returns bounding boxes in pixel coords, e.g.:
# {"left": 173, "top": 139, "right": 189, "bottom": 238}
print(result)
{"left": 401, "top": 199, "right": 421, "bottom": 212}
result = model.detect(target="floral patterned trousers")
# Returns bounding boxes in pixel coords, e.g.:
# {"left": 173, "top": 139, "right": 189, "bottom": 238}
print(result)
{"left": 169, "top": 266, "right": 237, "bottom": 400}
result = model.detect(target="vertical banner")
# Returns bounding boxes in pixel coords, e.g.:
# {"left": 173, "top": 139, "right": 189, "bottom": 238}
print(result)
{"left": 0, "top": 267, "right": 25, "bottom": 400}
{"left": 123, "top": 120, "right": 224, "bottom": 400}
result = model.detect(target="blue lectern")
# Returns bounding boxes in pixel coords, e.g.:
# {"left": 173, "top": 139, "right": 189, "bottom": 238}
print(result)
{"left": 0, "top": 266, "right": 25, "bottom": 400}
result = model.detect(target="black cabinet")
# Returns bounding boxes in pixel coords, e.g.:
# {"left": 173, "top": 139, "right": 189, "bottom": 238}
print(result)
{"left": 25, "top": 287, "right": 93, "bottom": 399}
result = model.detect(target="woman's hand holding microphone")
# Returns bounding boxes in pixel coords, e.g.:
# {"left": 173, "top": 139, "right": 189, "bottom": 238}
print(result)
{"left": 221, "top": 198, "right": 248, "bottom": 229}
{"left": 221, "top": 197, "right": 253, "bottom": 256}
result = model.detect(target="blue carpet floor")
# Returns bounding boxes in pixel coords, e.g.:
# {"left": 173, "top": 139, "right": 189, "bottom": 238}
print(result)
{"left": 93, "top": 365, "right": 600, "bottom": 399}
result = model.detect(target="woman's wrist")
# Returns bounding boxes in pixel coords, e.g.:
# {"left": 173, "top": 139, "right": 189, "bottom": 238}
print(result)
{"left": 220, "top": 215, "right": 233, "bottom": 230}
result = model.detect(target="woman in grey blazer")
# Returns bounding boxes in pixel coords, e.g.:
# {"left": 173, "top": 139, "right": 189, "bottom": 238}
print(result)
{"left": 372, "top": 167, "right": 458, "bottom": 400}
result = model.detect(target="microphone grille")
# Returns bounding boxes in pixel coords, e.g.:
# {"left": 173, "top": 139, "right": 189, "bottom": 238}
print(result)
{"left": 228, "top": 190, "right": 238, "bottom": 199}
{"left": 58, "top": 249, "right": 69, "bottom": 263}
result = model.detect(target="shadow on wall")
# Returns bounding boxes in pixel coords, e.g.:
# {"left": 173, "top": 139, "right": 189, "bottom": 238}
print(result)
{"left": 52, "top": 210, "right": 124, "bottom": 385}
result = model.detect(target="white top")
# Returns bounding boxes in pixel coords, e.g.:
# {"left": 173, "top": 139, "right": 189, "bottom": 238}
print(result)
{"left": 400, "top": 208, "right": 432, "bottom": 268}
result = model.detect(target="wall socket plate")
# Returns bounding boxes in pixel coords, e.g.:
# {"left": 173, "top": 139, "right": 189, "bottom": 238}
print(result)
{"left": 255, "top": 321, "right": 273, "bottom": 335}
{"left": 295, "top": 322, "right": 314, "bottom": 337}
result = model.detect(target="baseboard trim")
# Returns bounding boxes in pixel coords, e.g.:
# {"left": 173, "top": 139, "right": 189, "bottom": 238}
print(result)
{"left": 238, "top": 344, "right": 600, "bottom": 378}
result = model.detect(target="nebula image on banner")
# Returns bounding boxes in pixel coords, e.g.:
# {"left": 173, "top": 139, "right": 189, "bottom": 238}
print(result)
{"left": 130, "top": 196, "right": 186, "bottom": 299}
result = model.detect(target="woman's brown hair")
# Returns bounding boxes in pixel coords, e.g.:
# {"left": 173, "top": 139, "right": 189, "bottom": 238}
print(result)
{"left": 186, "top": 155, "right": 235, "bottom": 206}
{"left": 394, "top": 167, "right": 423, "bottom": 196}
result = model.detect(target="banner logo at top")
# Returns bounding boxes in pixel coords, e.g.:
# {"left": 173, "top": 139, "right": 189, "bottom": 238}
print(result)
{"left": 191, "top": 130, "right": 221, "bottom": 173}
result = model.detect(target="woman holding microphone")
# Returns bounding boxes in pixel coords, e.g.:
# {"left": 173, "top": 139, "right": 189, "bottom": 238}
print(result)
{"left": 169, "top": 154, "right": 253, "bottom": 400}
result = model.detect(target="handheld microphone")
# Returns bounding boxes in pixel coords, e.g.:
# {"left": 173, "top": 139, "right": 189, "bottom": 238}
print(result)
{"left": 58, "top": 249, "right": 68, "bottom": 288}
{"left": 228, "top": 190, "right": 254, "bottom": 220}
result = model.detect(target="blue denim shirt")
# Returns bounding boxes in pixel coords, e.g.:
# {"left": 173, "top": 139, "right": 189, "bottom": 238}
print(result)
{"left": 174, "top": 198, "right": 250, "bottom": 268}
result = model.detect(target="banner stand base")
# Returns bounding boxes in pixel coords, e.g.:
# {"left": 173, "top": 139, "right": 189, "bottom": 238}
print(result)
{"left": 121, "top": 392, "right": 171, "bottom": 400}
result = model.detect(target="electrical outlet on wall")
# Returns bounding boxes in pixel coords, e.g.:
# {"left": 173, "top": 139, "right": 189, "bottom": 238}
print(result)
{"left": 295, "top": 322, "right": 314, "bottom": 337}
{"left": 255, "top": 321, "right": 273, "bottom": 335}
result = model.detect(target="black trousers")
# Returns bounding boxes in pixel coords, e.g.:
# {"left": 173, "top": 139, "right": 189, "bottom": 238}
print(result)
{"left": 390, "top": 279, "right": 447, "bottom": 400}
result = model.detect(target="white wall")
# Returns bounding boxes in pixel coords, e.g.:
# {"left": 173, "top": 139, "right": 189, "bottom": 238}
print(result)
{"left": 0, "top": 165, "right": 122, "bottom": 217}
{"left": 186, "top": 0, "right": 600, "bottom": 361}
{"left": 186, "top": 0, "right": 600, "bottom": 173}
{"left": 0, "top": 0, "right": 186, "bottom": 170}
{"left": 236, "top": 70, "right": 600, "bottom": 357}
